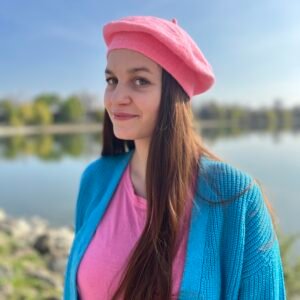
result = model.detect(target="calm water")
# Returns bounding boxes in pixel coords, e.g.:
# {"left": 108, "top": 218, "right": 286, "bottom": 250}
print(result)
{"left": 0, "top": 129, "right": 299, "bottom": 247}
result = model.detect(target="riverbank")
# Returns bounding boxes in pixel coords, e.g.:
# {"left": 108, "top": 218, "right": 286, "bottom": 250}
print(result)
{"left": 0, "top": 123, "right": 103, "bottom": 137}
{"left": 0, "top": 209, "right": 73, "bottom": 299}
{"left": 0, "top": 120, "right": 223, "bottom": 137}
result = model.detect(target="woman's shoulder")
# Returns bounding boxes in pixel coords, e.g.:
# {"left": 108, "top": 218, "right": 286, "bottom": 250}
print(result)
{"left": 198, "top": 155, "right": 258, "bottom": 204}
{"left": 80, "top": 151, "right": 131, "bottom": 183}
{"left": 73, "top": 151, "right": 132, "bottom": 233}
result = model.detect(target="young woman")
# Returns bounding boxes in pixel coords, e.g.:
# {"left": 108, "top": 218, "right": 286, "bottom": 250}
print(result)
{"left": 64, "top": 16, "right": 286, "bottom": 300}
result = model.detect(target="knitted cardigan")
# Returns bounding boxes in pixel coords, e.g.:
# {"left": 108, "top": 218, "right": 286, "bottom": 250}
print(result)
{"left": 63, "top": 149, "right": 286, "bottom": 299}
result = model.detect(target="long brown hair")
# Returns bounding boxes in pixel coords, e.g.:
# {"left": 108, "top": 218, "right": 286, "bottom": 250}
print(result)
{"left": 101, "top": 68, "right": 278, "bottom": 300}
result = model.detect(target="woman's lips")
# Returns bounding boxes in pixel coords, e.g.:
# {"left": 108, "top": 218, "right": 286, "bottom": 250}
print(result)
{"left": 113, "top": 114, "right": 139, "bottom": 121}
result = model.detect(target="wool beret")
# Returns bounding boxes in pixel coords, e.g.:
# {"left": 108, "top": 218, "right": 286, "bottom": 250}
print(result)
{"left": 102, "top": 15, "right": 215, "bottom": 99}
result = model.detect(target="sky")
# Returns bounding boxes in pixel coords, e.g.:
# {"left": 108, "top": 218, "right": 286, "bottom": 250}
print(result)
{"left": 0, "top": 0, "right": 299, "bottom": 108}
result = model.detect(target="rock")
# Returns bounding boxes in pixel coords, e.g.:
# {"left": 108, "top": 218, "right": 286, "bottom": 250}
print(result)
{"left": 0, "top": 263, "right": 13, "bottom": 279}
{"left": 0, "top": 217, "right": 32, "bottom": 239}
{"left": 0, "top": 218, "right": 13, "bottom": 235}
{"left": 49, "top": 227, "right": 74, "bottom": 255}
{"left": 0, "top": 282, "right": 13, "bottom": 298}
{"left": 27, "top": 215, "right": 49, "bottom": 242}
{"left": 47, "top": 253, "right": 68, "bottom": 274}
{"left": 24, "top": 265, "right": 61, "bottom": 289}
{"left": 33, "top": 234, "right": 51, "bottom": 255}
{"left": 33, "top": 227, "right": 73, "bottom": 257}
{"left": 0, "top": 208, "right": 73, "bottom": 297}
{"left": 0, "top": 209, "right": 6, "bottom": 222}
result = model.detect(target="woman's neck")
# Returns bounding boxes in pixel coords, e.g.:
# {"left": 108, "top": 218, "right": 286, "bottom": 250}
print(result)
{"left": 129, "top": 140, "right": 149, "bottom": 198}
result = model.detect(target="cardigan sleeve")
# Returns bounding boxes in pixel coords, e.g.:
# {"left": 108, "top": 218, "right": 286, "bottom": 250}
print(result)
{"left": 73, "top": 170, "right": 86, "bottom": 235}
{"left": 238, "top": 182, "right": 287, "bottom": 299}
{"left": 73, "top": 163, "right": 95, "bottom": 235}
{"left": 73, "top": 158, "right": 105, "bottom": 235}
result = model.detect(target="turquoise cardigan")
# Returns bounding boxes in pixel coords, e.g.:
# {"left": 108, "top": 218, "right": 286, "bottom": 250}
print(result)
{"left": 63, "top": 150, "right": 286, "bottom": 299}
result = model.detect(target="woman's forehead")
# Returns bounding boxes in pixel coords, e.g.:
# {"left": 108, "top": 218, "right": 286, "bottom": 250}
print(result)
{"left": 106, "top": 49, "right": 161, "bottom": 74}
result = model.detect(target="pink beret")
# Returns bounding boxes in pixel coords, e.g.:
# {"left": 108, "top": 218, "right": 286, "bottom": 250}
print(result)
{"left": 102, "top": 15, "right": 215, "bottom": 99}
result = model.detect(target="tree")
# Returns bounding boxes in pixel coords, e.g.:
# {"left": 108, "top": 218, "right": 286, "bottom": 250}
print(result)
{"left": 19, "top": 103, "right": 35, "bottom": 125}
{"left": 59, "top": 96, "right": 85, "bottom": 123}
{"left": 34, "top": 93, "right": 62, "bottom": 121}
{"left": 34, "top": 93, "right": 61, "bottom": 107}
{"left": 32, "top": 102, "right": 53, "bottom": 125}
{"left": 0, "top": 100, "right": 23, "bottom": 126}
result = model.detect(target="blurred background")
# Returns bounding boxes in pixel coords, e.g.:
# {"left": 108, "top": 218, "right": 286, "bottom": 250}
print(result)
{"left": 0, "top": 0, "right": 299, "bottom": 299}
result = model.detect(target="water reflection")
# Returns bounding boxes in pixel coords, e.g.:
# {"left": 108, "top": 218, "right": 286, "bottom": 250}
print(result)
{"left": 0, "top": 133, "right": 101, "bottom": 160}
{"left": 0, "top": 126, "right": 298, "bottom": 160}
{"left": 0, "top": 128, "right": 299, "bottom": 256}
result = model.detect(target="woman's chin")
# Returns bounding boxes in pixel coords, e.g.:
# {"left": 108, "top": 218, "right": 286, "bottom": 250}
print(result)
{"left": 113, "top": 131, "right": 135, "bottom": 141}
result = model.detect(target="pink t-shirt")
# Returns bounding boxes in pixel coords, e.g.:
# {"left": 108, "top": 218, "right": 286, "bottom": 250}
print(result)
{"left": 77, "top": 163, "right": 193, "bottom": 300}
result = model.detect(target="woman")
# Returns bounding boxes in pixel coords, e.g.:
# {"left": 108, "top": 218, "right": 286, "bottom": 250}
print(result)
{"left": 64, "top": 16, "right": 286, "bottom": 299}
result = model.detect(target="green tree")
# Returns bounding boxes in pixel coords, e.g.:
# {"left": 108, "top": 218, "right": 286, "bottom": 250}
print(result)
{"left": 32, "top": 102, "right": 53, "bottom": 125}
{"left": 0, "top": 100, "right": 23, "bottom": 126}
{"left": 33, "top": 93, "right": 61, "bottom": 106}
{"left": 19, "top": 103, "right": 35, "bottom": 125}
{"left": 282, "top": 110, "right": 293, "bottom": 129}
{"left": 225, "top": 105, "right": 247, "bottom": 127}
{"left": 265, "top": 109, "right": 277, "bottom": 130}
{"left": 93, "top": 109, "right": 104, "bottom": 122}
{"left": 59, "top": 96, "right": 85, "bottom": 123}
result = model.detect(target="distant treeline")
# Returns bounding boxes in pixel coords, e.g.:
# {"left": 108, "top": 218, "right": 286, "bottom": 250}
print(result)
{"left": 0, "top": 93, "right": 103, "bottom": 126}
{"left": 194, "top": 101, "right": 300, "bottom": 130}
{"left": 0, "top": 93, "right": 300, "bottom": 130}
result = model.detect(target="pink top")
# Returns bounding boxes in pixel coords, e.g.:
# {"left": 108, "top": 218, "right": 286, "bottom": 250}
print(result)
{"left": 77, "top": 163, "right": 193, "bottom": 300}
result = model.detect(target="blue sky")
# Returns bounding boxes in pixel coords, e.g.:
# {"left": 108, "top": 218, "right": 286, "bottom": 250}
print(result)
{"left": 1, "top": 0, "right": 299, "bottom": 107}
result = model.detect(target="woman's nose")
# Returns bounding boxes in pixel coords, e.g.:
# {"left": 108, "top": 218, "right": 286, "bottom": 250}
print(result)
{"left": 110, "top": 82, "right": 131, "bottom": 104}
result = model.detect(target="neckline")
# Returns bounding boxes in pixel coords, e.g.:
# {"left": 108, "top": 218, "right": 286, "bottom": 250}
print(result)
{"left": 125, "top": 163, "right": 147, "bottom": 210}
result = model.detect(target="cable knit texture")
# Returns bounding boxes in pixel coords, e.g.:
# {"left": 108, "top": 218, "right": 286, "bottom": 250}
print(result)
{"left": 103, "top": 15, "right": 215, "bottom": 98}
{"left": 63, "top": 149, "right": 286, "bottom": 299}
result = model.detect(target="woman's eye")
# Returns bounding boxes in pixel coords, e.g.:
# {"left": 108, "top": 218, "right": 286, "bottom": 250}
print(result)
{"left": 105, "top": 77, "right": 150, "bottom": 87}
{"left": 134, "top": 77, "right": 149, "bottom": 86}
{"left": 105, "top": 77, "right": 117, "bottom": 85}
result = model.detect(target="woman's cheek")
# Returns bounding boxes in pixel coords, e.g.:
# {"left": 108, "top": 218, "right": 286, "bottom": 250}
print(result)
{"left": 103, "top": 94, "right": 110, "bottom": 110}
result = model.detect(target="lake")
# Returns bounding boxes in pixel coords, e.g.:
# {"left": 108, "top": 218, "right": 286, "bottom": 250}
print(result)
{"left": 0, "top": 128, "right": 299, "bottom": 252}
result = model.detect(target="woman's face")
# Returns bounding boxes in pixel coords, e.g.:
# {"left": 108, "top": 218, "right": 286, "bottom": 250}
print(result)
{"left": 104, "top": 49, "right": 162, "bottom": 142}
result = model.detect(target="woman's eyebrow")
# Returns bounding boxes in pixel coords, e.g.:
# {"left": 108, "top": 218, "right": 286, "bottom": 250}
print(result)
{"left": 105, "top": 67, "right": 153, "bottom": 75}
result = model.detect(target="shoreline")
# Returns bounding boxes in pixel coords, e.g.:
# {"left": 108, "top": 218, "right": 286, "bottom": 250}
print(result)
{"left": 0, "top": 208, "right": 73, "bottom": 299}
{"left": 0, "top": 120, "right": 223, "bottom": 137}
{"left": 0, "top": 122, "right": 103, "bottom": 137}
